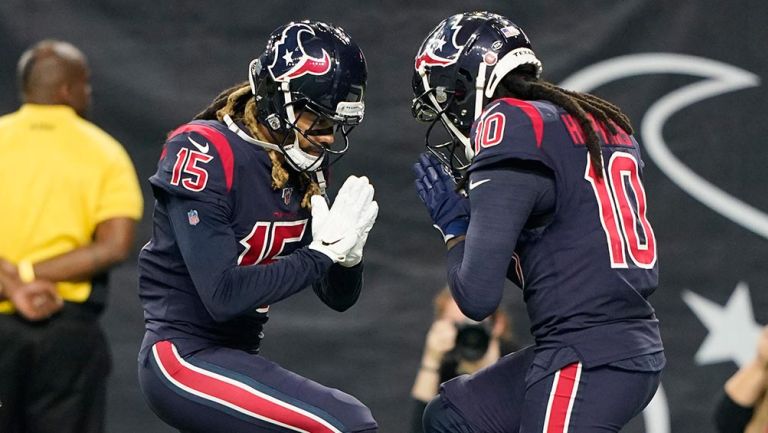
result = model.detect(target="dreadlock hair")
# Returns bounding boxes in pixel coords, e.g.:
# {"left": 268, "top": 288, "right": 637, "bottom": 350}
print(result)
{"left": 493, "top": 72, "right": 633, "bottom": 177}
{"left": 193, "top": 81, "right": 321, "bottom": 207}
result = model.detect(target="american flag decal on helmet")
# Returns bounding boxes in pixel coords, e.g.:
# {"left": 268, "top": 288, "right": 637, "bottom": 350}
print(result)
{"left": 500, "top": 26, "right": 521, "bottom": 38}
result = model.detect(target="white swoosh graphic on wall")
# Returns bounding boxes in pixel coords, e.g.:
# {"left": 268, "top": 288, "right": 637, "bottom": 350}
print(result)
{"left": 560, "top": 53, "right": 763, "bottom": 433}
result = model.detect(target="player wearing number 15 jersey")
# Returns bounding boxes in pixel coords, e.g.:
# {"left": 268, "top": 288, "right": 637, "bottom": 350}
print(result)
{"left": 137, "top": 21, "right": 379, "bottom": 433}
{"left": 411, "top": 12, "right": 664, "bottom": 433}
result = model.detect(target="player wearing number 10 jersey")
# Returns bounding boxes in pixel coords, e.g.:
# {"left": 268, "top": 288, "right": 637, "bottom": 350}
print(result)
{"left": 411, "top": 12, "right": 664, "bottom": 433}
{"left": 137, "top": 21, "right": 379, "bottom": 433}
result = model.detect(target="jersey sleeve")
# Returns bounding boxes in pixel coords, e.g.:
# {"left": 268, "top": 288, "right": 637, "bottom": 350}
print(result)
{"left": 469, "top": 98, "right": 555, "bottom": 172}
{"left": 447, "top": 165, "right": 555, "bottom": 320}
{"left": 165, "top": 193, "right": 333, "bottom": 322}
{"left": 149, "top": 122, "right": 235, "bottom": 204}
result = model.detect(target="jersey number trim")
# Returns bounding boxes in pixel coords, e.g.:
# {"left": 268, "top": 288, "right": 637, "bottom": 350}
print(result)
{"left": 238, "top": 220, "right": 309, "bottom": 266}
{"left": 473, "top": 112, "right": 506, "bottom": 154}
{"left": 584, "top": 152, "right": 657, "bottom": 269}
{"left": 170, "top": 148, "right": 213, "bottom": 192}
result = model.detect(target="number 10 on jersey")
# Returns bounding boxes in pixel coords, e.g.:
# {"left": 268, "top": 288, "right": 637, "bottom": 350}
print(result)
{"left": 585, "top": 152, "right": 657, "bottom": 269}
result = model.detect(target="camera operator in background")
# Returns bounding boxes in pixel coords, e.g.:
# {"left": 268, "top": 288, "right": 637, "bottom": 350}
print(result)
{"left": 410, "top": 288, "right": 517, "bottom": 433}
{"left": 715, "top": 325, "right": 768, "bottom": 433}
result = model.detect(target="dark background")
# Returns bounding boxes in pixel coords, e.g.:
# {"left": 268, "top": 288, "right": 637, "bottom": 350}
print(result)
{"left": 1, "top": 1, "right": 766, "bottom": 432}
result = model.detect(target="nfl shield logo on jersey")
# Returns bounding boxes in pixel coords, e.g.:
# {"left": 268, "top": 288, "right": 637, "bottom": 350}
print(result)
{"left": 282, "top": 187, "right": 293, "bottom": 205}
{"left": 187, "top": 209, "right": 200, "bottom": 226}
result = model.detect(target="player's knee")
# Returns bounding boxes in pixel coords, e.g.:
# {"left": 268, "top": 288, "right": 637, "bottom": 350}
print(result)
{"left": 349, "top": 427, "right": 377, "bottom": 433}
{"left": 345, "top": 412, "right": 377, "bottom": 433}
{"left": 422, "top": 397, "right": 448, "bottom": 433}
{"left": 326, "top": 388, "right": 377, "bottom": 433}
{"left": 422, "top": 395, "right": 472, "bottom": 433}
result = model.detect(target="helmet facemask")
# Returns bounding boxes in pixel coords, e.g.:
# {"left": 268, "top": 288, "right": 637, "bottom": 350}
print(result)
{"left": 411, "top": 80, "right": 472, "bottom": 178}
{"left": 255, "top": 75, "right": 364, "bottom": 172}
{"left": 291, "top": 91, "right": 365, "bottom": 161}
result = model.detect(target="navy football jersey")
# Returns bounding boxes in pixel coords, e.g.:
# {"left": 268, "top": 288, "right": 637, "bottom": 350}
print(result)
{"left": 468, "top": 98, "right": 662, "bottom": 366}
{"left": 138, "top": 120, "right": 335, "bottom": 354}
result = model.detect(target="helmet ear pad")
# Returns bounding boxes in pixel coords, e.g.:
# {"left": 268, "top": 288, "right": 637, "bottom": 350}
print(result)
{"left": 255, "top": 78, "right": 290, "bottom": 135}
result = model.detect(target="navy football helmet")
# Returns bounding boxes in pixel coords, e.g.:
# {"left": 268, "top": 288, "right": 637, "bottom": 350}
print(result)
{"left": 241, "top": 20, "right": 366, "bottom": 172}
{"left": 412, "top": 11, "right": 542, "bottom": 175}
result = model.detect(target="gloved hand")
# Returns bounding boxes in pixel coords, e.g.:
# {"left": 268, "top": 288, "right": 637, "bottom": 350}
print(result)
{"left": 310, "top": 194, "right": 379, "bottom": 267}
{"left": 342, "top": 199, "right": 378, "bottom": 267}
{"left": 413, "top": 153, "right": 469, "bottom": 242}
{"left": 309, "top": 176, "right": 376, "bottom": 263}
{"left": 345, "top": 198, "right": 378, "bottom": 267}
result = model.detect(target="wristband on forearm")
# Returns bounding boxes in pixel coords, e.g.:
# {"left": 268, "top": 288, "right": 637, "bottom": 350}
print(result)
{"left": 18, "top": 261, "right": 36, "bottom": 283}
{"left": 420, "top": 364, "right": 439, "bottom": 373}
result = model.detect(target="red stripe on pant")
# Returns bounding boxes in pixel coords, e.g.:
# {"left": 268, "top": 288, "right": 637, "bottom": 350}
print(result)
{"left": 153, "top": 341, "right": 338, "bottom": 433}
{"left": 546, "top": 362, "right": 580, "bottom": 433}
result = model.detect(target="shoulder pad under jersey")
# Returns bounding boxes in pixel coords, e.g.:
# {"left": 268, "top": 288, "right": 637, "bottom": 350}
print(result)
{"left": 150, "top": 121, "right": 235, "bottom": 201}
{"left": 469, "top": 98, "right": 555, "bottom": 172}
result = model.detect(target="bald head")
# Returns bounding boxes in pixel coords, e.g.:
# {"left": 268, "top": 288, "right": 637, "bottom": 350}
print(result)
{"left": 17, "top": 40, "right": 91, "bottom": 115}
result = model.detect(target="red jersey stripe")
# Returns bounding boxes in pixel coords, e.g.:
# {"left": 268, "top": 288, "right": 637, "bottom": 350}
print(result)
{"left": 168, "top": 124, "right": 235, "bottom": 192}
{"left": 500, "top": 98, "right": 544, "bottom": 148}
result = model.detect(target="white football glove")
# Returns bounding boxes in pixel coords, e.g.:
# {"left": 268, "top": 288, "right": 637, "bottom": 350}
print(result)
{"left": 311, "top": 192, "right": 379, "bottom": 267}
{"left": 309, "top": 176, "right": 375, "bottom": 263}
{"left": 340, "top": 200, "right": 378, "bottom": 267}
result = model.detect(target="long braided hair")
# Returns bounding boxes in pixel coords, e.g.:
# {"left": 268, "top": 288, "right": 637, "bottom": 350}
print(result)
{"left": 493, "top": 71, "right": 633, "bottom": 177}
{"left": 193, "top": 81, "right": 321, "bottom": 208}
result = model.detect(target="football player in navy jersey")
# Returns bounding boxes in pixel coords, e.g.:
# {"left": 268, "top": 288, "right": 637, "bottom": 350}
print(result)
{"left": 411, "top": 12, "right": 664, "bottom": 433}
{"left": 137, "top": 21, "right": 379, "bottom": 433}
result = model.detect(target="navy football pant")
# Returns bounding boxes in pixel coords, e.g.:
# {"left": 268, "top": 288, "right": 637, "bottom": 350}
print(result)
{"left": 138, "top": 340, "right": 377, "bottom": 433}
{"left": 423, "top": 346, "right": 660, "bottom": 433}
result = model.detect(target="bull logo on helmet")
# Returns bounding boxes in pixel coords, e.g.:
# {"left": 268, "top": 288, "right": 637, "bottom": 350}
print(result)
{"left": 268, "top": 23, "right": 332, "bottom": 82}
{"left": 414, "top": 17, "right": 466, "bottom": 71}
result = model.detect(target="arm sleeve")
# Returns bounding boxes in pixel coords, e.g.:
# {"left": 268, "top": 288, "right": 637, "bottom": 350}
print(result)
{"left": 447, "top": 163, "right": 555, "bottom": 320}
{"left": 312, "top": 262, "right": 363, "bottom": 312}
{"left": 165, "top": 193, "right": 333, "bottom": 322}
{"left": 714, "top": 392, "right": 755, "bottom": 433}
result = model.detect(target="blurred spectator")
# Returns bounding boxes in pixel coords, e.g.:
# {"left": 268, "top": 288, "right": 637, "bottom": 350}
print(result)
{"left": 715, "top": 325, "right": 768, "bottom": 433}
{"left": 410, "top": 287, "right": 517, "bottom": 433}
{"left": 0, "top": 40, "right": 143, "bottom": 433}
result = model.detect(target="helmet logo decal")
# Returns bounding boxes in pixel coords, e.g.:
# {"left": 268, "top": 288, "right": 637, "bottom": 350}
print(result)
{"left": 268, "top": 23, "right": 332, "bottom": 81}
{"left": 414, "top": 18, "right": 466, "bottom": 70}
